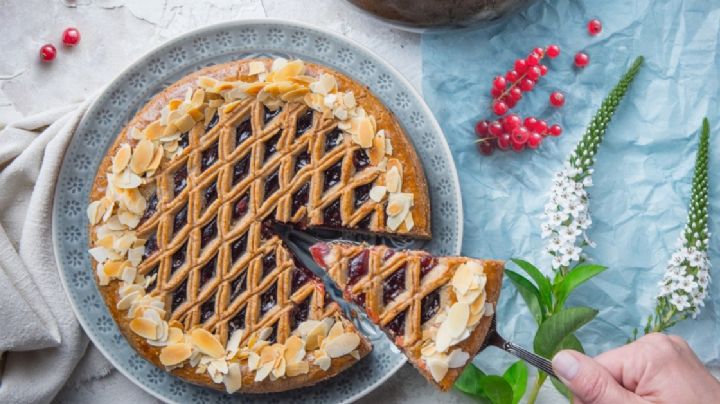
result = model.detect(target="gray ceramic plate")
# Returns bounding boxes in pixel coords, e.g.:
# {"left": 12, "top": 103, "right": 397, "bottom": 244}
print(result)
{"left": 53, "top": 19, "right": 462, "bottom": 404}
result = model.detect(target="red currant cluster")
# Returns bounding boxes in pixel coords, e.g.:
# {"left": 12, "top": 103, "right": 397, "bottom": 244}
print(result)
{"left": 476, "top": 114, "right": 562, "bottom": 154}
{"left": 39, "top": 27, "right": 81, "bottom": 63}
{"left": 490, "top": 46, "right": 555, "bottom": 115}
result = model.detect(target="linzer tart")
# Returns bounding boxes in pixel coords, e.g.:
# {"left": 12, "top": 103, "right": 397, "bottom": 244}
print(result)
{"left": 309, "top": 242, "right": 503, "bottom": 391}
{"left": 86, "top": 57, "right": 430, "bottom": 393}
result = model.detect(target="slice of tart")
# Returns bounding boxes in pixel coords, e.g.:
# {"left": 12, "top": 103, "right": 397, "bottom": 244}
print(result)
{"left": 310, "top": 242, "right": 504, "bottom": 391}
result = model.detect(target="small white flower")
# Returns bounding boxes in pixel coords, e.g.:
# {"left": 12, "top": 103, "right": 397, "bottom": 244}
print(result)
{"left": 669, "top": 293, "right": 690, "bottom": 311}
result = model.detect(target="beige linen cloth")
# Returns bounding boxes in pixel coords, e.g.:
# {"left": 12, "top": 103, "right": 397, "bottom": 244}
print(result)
{"left": 0, "top": 99, "right": 116, "bottom": 403}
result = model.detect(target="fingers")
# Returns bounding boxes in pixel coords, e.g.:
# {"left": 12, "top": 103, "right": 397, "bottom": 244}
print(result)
{"left": 552, "top": 350, "right": 643, "bottom": 404}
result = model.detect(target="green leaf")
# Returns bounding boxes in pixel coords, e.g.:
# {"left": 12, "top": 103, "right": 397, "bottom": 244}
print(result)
{"left": 478, "top": 376, "right": 514, "bottom": 404}
{"left": 505, "top": 270, "right": 544, "bottom": 323}
{"left": 502, "top": 361, "right": 528, "bottom": 404}
{"left": 550, "top": 335, "right": 583, "bottom": 399}
{"left": 555, "top": 264, "right": 606, "bottom": 307}
{"left": 511, "top": 259, "right": 552, "bottom": 310}
{"left": 454, "top": 363, "right": 486, "bottom": 396}
{"left": 551, "top": 376, "right": 571, "bottom": 399}
{"left": 533, "top": 307, "right": 598, "bottom": 359}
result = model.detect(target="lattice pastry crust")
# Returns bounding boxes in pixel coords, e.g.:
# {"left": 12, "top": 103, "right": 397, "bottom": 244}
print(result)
{"left": 87, "top": 58, "right": 430, "bottom": 393}
{"left": 310, "top": 242, "right": 504, "bottom": 391}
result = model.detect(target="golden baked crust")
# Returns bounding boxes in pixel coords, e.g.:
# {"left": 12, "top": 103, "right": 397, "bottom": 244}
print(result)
{"left": 88, "top": 58, "right": 431, "bottom": 393}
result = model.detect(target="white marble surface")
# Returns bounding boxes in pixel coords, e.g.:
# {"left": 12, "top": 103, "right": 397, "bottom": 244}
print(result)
{"left": 0, "top": 1, "right": 568, "bottom": 403}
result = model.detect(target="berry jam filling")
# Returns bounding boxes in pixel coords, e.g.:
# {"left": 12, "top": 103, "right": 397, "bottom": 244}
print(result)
{"left": 173, "top": 166, "right": 188, "bottom": 196}
{"left": 421, "top": 290, "right": 441, "bottom": 325}
{"left": 260, "top": 219, "right": 275, "bottom": 241}
{"left": 266, "top": 322, "right": 278, "bottom": 344}
{"left": 173, "top": 203, "right": 187, "bottom": 235}
{"left": 323, "top": 199, "right": 342, "bottom": 226}
{"left": 235, "top": 118, "right": 252, "bottom": 148}
{"left": 171, "top": 278, "right": 187, "bottom": 312}
{"left": 263, "top": 132, "right": 281, "bottom": 162}
{"left": 357, "top": 213, "right": 373, "bottom": 230}
{"left": 291, "top": 183, "right": 309, "bottom": 215}
{"left": 171, "top": 242, "right": 187, "bottom": 273}
{"left": 200, "top": 295, "right": 215, "bottom": 323}
{"left": 232, "top": 154, "right": 251, "bottom": 186}
{"left": 201, "top": 143, "right": 219, "bottom": 172}
{"left": 291, "top": 262, "right": 316, "bottom": 293}
{"left": 141, "top": 192, "right": 158, "bottom": 224}
{"left": 144, "top": 265, "right": 158, "bottom": 291}
{"left": 264, "top": 170, "right": 280, "bottom": 197}
{"left": 179, "top": 132, "right": 189, "bottom": 149}
{"left": 353, "top": 292, "right": 366, "bottom": 308}
{"left": 291, "top": 296, "right": 312, "bottom": 331}
{"left": 347, "top": 250, "right": 369, "bottom": 286}
{"left": 296, "top": 110, "right": 314, "bottom": 135}
{"left": 353, "top": 149, "right": 370, "bottom": 171}
{"left": 259, "top": 284, "right": 277, "bottom": 316}
{"left": 385, "top": 310, "right": 406, "bottom": 337}
{"left": 262, "top": 252, "right": 276, "bottom": 278}
{"left": 324, "top": 128, "right": 344, "bottom": 152}
{"left": 294, "top": 150, "right": 310, "bottom": 174}
{"left": 324, "top": 161, "right": 342, "bottom": 191}
{"left": 263, "top": 106, "right": 281, "bottom": 125}
{"left": 230, "top": 234, "right": 247, "bottom": 263}
{"left": 354, "top": 183, "right": 372, "bottom": 209}
{"left": 142, "top": 232, "right": 158, "bottom": 259}
{"left": 230, "top": 271, "right": 247, "bottom": 300}
{"left": 232, "top": 194, "right": 249, "bottom": 221}
{"left": 228, "top": 306, "right": 246, "bottom": 333}
{"left": 200, "top": 256, "right": 216, "bottom": 287}
{"left": 205, "top": 112, "right": 219, "bottom": 131}
{"left": 200, "top": 217, "right": 217, "bottom": 248}
{"left": 383, "top": 266, "right": 407, "bottom": 304}
{"left": 204, "top": 182, "right": 218, "bottom": 207}
{"left": 420, "top": 255, "right": 438, "bottom": 279}
{"left": 383, "top": 248, "right": 396, "bottom": 260}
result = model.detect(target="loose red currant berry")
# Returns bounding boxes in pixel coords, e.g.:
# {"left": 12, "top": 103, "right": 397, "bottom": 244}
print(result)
{"left": 493, "top": 76, "right": 507, "bottom": 90}
{"left": 511, "top": 138, "right": 526, "bottom": 152}
{"left": 588, "top": 19, "right": 602, "bottom": 36}
{"left": 492, "top": 100, "right": 508, "bottom": 115}
{"left": 532, "top": 47, "right": 545, "bottom": 57}
{"left": 526, "top": 53, "right": 540, "bottom": 67}
{"left": 535, "top": 120, "right": 548, "bottom": 135}
{"left": 546, "top": 44, "right": 560, "bottom": 58}
{"left": 489, "top": 121, "right": 504, "bottom": 137}
{"left": 514, "top": 58, "right": 528, "bottom": 74}
{"left": 491, "top": 86, "right": 503, "bottom": 97}
{"left": 519, "top": 78, "right": 535, "bottom": 92}
{"left": 527, "top": 132, "right": 543, "bottom": 149}
{"left": 539, "top": 64, "right": 548, "bottom": 76}
{"left": 512, "top": 127, "right": 529, "bottom": 144}
{"left": 497, "top": 133, "right": 512, "bottom": 150}
{"left": 475, "top": 120, "right": 489, "bottom": 137}
{"left": 549, "top": 124, "right": 563, "bottom": 136}
{"left": 524, "top": 116, "right": 538, "bottom": 129}
{"left": 62, "top": 27, "right": 81, "bottom": 46}
{"left": 527, "top": 66, "right": 541, "bottom": 81}
{"left": 506, "top": 70, "right": 519, "bottom": 82}
{"left": 39, "top": 44, "right": 57, "bottom": 62}
{"left": 574, "top": 52, "right": 590, "bottom": 68}
{"left": 549, "top": 91, "right": 565, "bottom": 107}
{"left": 509, "top": 87, "right": 523, "bottom": 101}
{"left": 477, "top": 140, "right": 495, "bottom": 155}
{"left": 503, "top": 114, "right": 521, "bottom": 132}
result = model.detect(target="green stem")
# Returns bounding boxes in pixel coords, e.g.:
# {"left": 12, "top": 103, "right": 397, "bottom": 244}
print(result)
{"left": 528, "top": 373, "right": 548, "bottom": 404}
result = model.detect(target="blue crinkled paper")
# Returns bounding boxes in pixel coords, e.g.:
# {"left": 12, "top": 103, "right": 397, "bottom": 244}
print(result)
{"left": 421, "top": 0, "right": 720, "bottom": 370}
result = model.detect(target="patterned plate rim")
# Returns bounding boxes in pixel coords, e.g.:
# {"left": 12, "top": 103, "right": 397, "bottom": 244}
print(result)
{"left": 52, "top": 18, "right": 463, "bottom": 404}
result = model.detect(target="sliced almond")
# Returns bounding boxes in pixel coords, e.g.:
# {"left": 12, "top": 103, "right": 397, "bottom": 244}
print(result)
{"left": 254, "top": 362, "right": 273, "bottom": 382}
{"left": 284, "top": 335, "right": 306, "bottom": 365}
{"left": 426, "top": 354, "right": 449, "bottom": 383}
{"left": 247, "top": 351, "right": 260, "bottom": 370}
{"left": 309, "top": 73, "right": 336, "bottom": 95}
{"left": 103, "top": 260, "right": 126, "bottom": 277}
{"left": 343, "top": 92, "right": 357, "bottom": 109}
{"left": 314, "top": 354, "right": 331, "bottom": 371}
{"left": 224, "top": 362, "right": 242, "bottom": 393}
{"left": 404, "top": 212, "right": 414, "bottom": 231}
{"left": 144, "top": 121, "right": 165, "bottom": 141}
{"left": 191, "top": 328, "right": 225, "bottom": 359}
{"left": 385, "top": 166, "right": 401, "bottom": 193}
{"left": 159, "top": 342, "right": 192, "bottom": 366}
{"left": 446, "top": 302, "right": 470, "bottom": 338}
{"left": 285, "top": 360, "right": 309, "bottom": 377}
{"left": 367, "top": 130, "right": 386, "bottom": 165}
{"left": 305, "top": 321, "right": 328, "bottom": 351}
{"left": 174, "top": 113, "right": 196, "bottom": 133}
{"left": 324, "top": 332, "right": 360, "bottom": 358}
{"left": 447, "top": 349, "right": 470, "bottom": 368}
{"left": 369, "top": 185, "right": 387, "bottom": 202}
{"left": 327, "top": 321, "right": 344, "bottom": 340}
{"left": 273, "top": 59, "right": 305, "bottom": 82}
{"left": 130, "top": 317, "right": 158, "bottom": 340}
{"left": 116, "top": 290, "right": 141, "bottom": 310}
{"left": 356, "top": 119, "right": 374, "bottom": 148}
{"left": 112, "top": 144, "right": 132, "bottom": 174}
{"left": 148, "top": 144, "right": 164, "bottom": 170}
{"left": 386, "top": 193, "right": 413, "bottom": 231}
{"left": 168, "top": 327, "right": 184, "bottom": 344}
{"left": 452, "top": 263, "right": 474, "bottom": 296}
{"left": 226, "top": 329, "right": 244, "bottom": 357}
{"left": 248, "top": 61, "right": 267, "bottom": 76}
{"left": 272, "top": 357, "right": 287, "bottom": 378}
{"left": 87, "top": 200, "right": 102, "bottom": 224}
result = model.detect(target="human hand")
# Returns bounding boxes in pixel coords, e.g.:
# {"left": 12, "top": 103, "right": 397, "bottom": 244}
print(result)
{"left": 551, "top": 333, "right": 720, "bottom": 404}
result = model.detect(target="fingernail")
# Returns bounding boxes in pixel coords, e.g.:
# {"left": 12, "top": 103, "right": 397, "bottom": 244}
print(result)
{"left": 552, "top": 351, "right": 580, "bottom": 381}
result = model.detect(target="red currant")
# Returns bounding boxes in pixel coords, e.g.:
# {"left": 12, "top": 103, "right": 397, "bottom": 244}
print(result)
{"left": 511, "top": 138, "right": 526, "bottom": 152}
{"left": 527, "top": 132, "right": 543, "bottom": 149}
{"left": 588, "top": 19, "right": 602, "bottom": 36}
{"left": 493, "top": 100, "right": 508, "bottom": 115}
{"left": 505, "top": 97, "right": 517, "bottom": 109}
{"left": 506, "top": 70, "right": 519, "bottom": 82}
{"left": 493, "top": 76, "right": 507, "bottom": 90}
{"left": 477, "top": 140, "right": 495, "bottom": 155}
{"left": 527, "top": 66, "right": 541, "bottom": 81}
{"left": 514, "top": 59, "right": 528, "bottom": 73}
{"left": 39, "top": 44, "right": 57, "bottom": 62}
{"left": 535, "top": 120, "right": 548, "bottom": 135}
{"left": 546, "top": 44, "right": 560, "bottom": 58}
{"left": 549, "top": 124, "right": 563, "bottom": 136}
{"left": 475, "top": 120, "right": 489, "bottom": 137}
{"left": 62, "top": 27, "right": 81, "bottom": 46}
{"left": 532, "top": 47, "right": 545, "bottom": 58}
{"left": 512, "top": 127, "right": 529, "bottom": 144}
{"left": 519, "top": 78, "right": 535, "bottom": 92}
{"left": 574, "top": 52, "right": 590, "bottom": 68}
{"left": 549, "top": 91, "right": 565, "bottom": 107}
{"left": 524, "top": 116, "right": 537, "bottom": 129}
{"left": 497, "top": 133, "right": 512, "bottom": 150}
{"left": 509, "top": 87, "right": 523, "bottom": 101}
{"left": 526, "top": 53, "right": 540, "bottom": 67}
{"left": 491, "top": 86, "right": 503, "bottom": 97}
{"left": 539, "top": 64, "right": 548, "bottom": 76}
{"left": 489, "top": 121, "right": 504, "bottom": 137}
{"left": 503, "top": 114, "right": 521, "bottom": 132}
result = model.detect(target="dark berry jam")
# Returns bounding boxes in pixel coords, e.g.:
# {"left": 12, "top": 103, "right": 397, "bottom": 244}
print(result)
{"left": 143, "top": 232, "right": 158, "bottom": 259}
{"left": 263, "top": 105, "right": 281, "bottom": 125}
{"left": 232, "top": 154, "right": 251, "bottom": 186}
{"left": 353, "top": 149, "right": 370, "bottom": 171}
{"left": 145, "top": 265, "right": 158, "bottom": 292}
{"left": 233, "top": 194, "right": 249, "bottom": 221}
{"left": 294, "top": 150, "right": 310, "bottom": 173}
{"left": 200, "top": 295, "right": 215, "bottom": 323}
{"left": 179, "top": 132, "right": 189, "bottom": 149}
{"left": 171, "top": 278, "right": 187, "bottom": 312}
{"left": 200, "top": 256, "right": 216, "bottom": 287}
{"left": 173, "top": 204, "right": 187, "bottom": 235}
{"left": 171, "top": 242, "right": 187, "bottom": 273}
{"left": 141, "top": 192, "right": 158, "bottom": 224}
{"left": 264, "top": 170, "right": 280, "bottom": 197}
{"left": 324, "top": 161, "right": 342, "bottom": 191}
{"left": 230, "top": 234, "right": 247, "bottom": 263}
{"left": 201, "top": 143, "right": 219, "bottom": 172}
{"left": 323, "top": 199, "right": 342, "bottom": 226}
{"left": 259, "top": 284, "right": 277, "bottom": 316}
{"left": 230, "top": 271, "right": 247, "bottom": 300}
{"left": 354, "top": 183, "right": 372, "bottom": 209}
{"left": 357, "top": 213, "right": 373, "bottom": 230}
{"left": 291, "top": 265, "right": 315, "bottom": 293}
{"left": 263, "top": 132, "right": 281, "bottom": 162}
{"left": 291, "top": 183, "right": 309, "bottom": 214}
{"left": 420, "top": 255, "right": 438, "bottom": 279}
{"left": 200, "top": 217, "right": 217, "bottom": 248}
{"left": 347, "top": 250, "right": 369, "bottom": 286}
{"left": 260, "top": 220, "right": 275, "bottom": 240}
{"left": 204, "top": 182, "right": 218, "bottom": 207}
{"left": 383, "top": 266, "right": 406, "bottom": 304}
{"left": 235, "top": 118, "right": 252, "bottom": 148}
{"left": 353, "top": 292, "right": 366, "bottom": 308}
{"left": 173, "top": 166, "right": 187, "bottom": 196}
{"left": 205, "top": 112, "right": 219, "bottom": 131}
{"left": 324, "top": 128, "right": 343, "bottom": 152}
{"left": 383, "top": 248, "right": 396, "bottom": 260}
{"left": 262, "top": 252, "right": 276, "bottom": 278}
{"left": 228, "top": 306, "right": 246, "bottom": 333}
{"left": 296, "top": 110, "right": 314, "bottom": 135}
{"left": 291, "top": 296, "right": 312, "bottom": 330}
{"left": 421, "top": 290, "right": 441, "bottom": 324}
{"left": 386, "top": 310, "right": 406, "bottom": 336}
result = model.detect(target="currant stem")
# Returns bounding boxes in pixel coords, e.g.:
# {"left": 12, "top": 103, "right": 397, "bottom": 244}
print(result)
{"left": 495, "top": 52, "right": 547, "bottom": 102}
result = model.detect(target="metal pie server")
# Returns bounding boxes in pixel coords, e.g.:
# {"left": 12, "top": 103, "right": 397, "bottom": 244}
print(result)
{"left": 272, "top": 222, "right": 558, "bottom": 379}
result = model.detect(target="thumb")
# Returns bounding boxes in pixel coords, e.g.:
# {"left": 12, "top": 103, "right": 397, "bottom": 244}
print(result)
{"left": 552, "top": 350, "right": 641, "bottom": 404}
